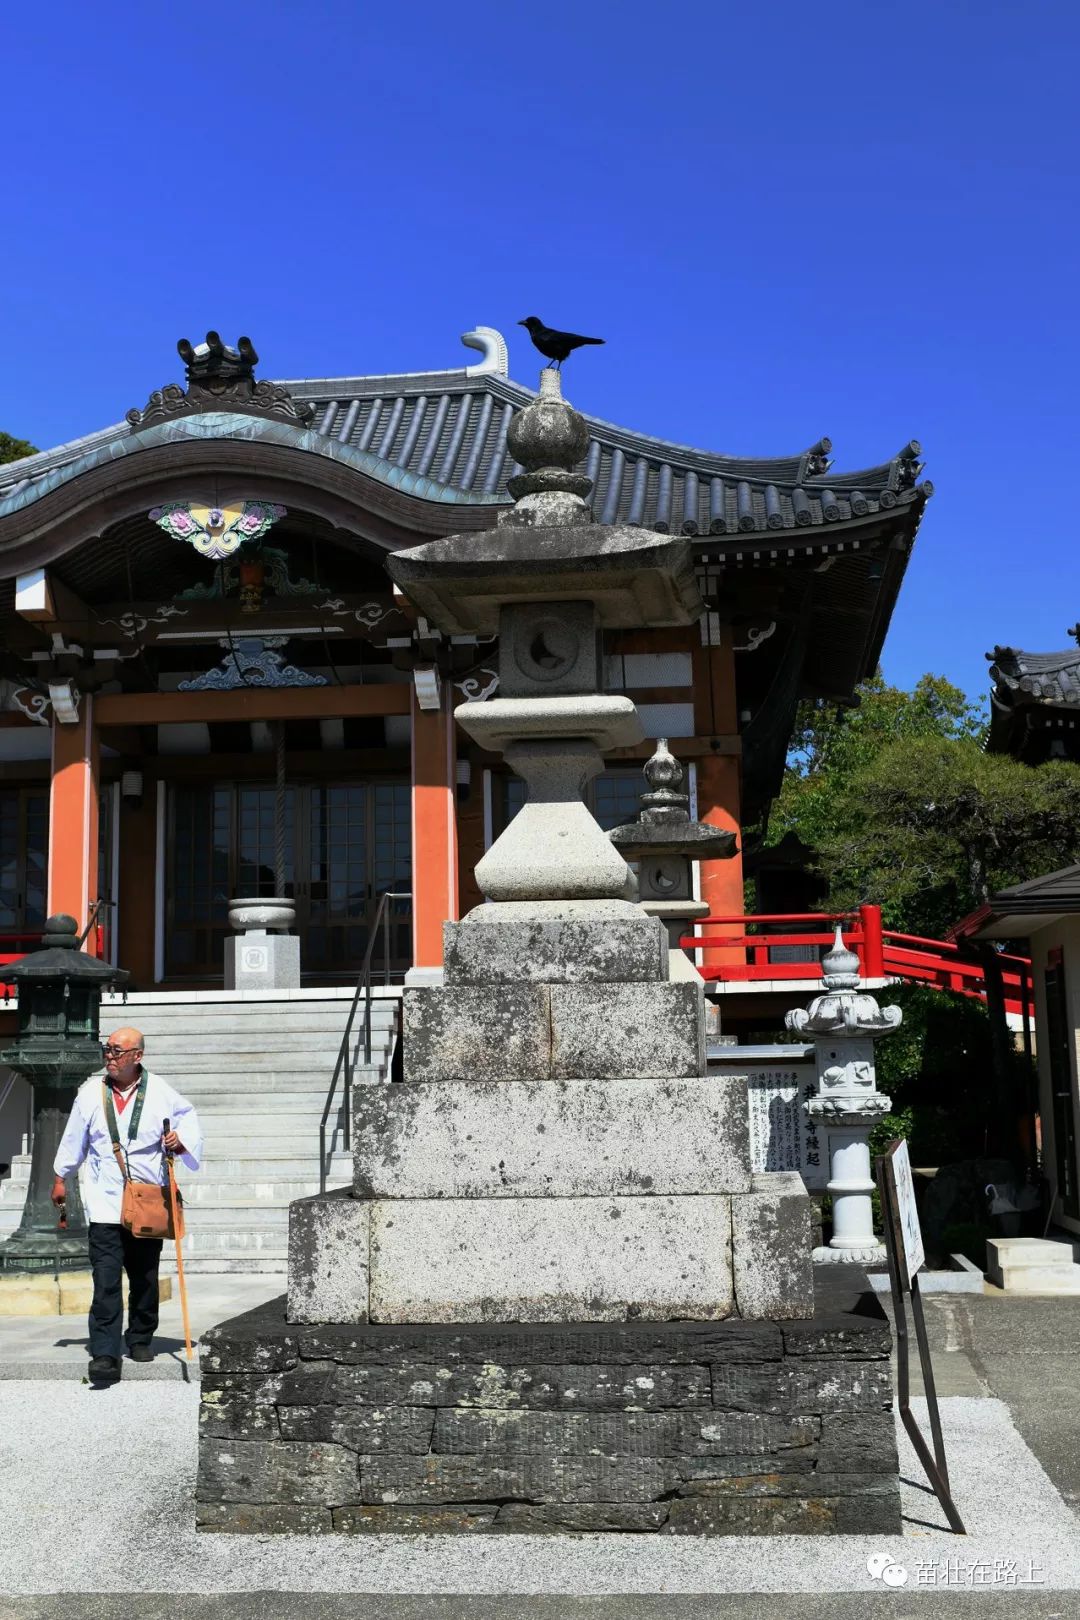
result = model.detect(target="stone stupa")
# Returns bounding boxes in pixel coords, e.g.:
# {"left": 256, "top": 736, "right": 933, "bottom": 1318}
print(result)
{"left": 196, "top": 369, "right": 901, "bottom": 1538}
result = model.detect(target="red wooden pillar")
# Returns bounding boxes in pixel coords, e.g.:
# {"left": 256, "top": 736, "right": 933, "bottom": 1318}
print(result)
{"left": 692, "top": 625, "right": 745, "bottom": 970}
{"left": 409, "top": 684, "right": 459, "bottom": 978}
{"left": 47, "top": 697, "right": 100, "bottom": 949}
{"left": 695, "top": 752, "right": 746, "bottom": 969}
{"left": 860, "top": 903, "right": 885, "bottom": 978}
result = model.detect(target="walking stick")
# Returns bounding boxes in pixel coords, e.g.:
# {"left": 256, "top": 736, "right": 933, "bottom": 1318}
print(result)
{"left": 163, "top": 1118, "right": 194, "bottom": 1362}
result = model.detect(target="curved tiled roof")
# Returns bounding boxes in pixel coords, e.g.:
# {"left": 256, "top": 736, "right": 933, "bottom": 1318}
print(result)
{"left": 988, "top": 645, "right": 1080, "bottom": 709}
{"left": 0, "top": 329, "right": 929, "bottom": 538}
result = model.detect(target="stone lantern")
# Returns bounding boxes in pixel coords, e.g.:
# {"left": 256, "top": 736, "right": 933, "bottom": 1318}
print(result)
{"left": 609, "top": 737, "right": 736, "bottom": 957}
{"left": 784, "top": 925, "right": 900, "bottom": 1265}
{"left": 0, "top": 914, "right": 129, "bottom": 1274}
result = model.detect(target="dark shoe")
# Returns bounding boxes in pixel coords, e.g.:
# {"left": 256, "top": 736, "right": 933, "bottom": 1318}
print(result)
{"left": 128, "top": 1344, "right": 154, "bottom": 1363}
{"left": 88, "top": 1355, "right": 121, "bottom": 1380}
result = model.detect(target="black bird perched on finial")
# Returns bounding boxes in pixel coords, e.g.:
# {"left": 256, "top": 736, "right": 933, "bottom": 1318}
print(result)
{"left": 518, "top": 316, "right": 604, "bottom": 370}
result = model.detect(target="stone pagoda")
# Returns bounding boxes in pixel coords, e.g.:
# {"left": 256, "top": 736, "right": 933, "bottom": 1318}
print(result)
{"left": 196, "top": 371, "right": 901, "bottom": 1537}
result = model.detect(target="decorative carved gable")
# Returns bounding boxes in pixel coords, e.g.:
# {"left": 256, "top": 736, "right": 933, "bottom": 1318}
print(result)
{"left": 127, "top": 331, "right": 315, "bottom": 431}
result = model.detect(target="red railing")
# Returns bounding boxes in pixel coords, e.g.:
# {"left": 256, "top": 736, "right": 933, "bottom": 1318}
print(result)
{"left": 682, "top": 903, "right": 1034, "bottom": 1019}
{"left": 0, "top": 931, "right": 45, "bottom": 997}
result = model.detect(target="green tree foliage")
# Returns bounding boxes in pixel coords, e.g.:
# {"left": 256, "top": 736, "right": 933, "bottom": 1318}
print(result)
{"left": 770, "top": 673, "right": 985, "bottom": 856}
{"left": 0, "top": 431, "right": 38, "bottom": 465}
{"left": 823, "top": 739, "right": 1080, "bottom": 937}
{"left": 769, "top": 672, "right": 1080, "bottom": 937}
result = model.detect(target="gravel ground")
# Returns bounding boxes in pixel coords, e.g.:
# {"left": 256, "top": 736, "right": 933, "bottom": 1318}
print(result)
{"left": 0, "top": 1388, "right": 1077, "bottom": 1598}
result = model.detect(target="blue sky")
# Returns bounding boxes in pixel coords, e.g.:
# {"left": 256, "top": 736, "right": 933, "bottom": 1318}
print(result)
{"left": 4, "top": 1, "right": 1077, "bottom": 705}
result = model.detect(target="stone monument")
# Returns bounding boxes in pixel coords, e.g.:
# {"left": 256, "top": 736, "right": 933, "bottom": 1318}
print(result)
{"left": 196, "top": 371, "right": 901, "bottom": 1536}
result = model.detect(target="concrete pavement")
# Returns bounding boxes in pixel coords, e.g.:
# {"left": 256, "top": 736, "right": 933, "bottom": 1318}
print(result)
{"left": 0, "top": 1274, "right": 283, "bottom": 1379}
{"left": 1, "top": 1287, "right": 1079, "bottom": 1613}
{"left": 0, "top": 1597, "right": 1076, "bottom": 1619}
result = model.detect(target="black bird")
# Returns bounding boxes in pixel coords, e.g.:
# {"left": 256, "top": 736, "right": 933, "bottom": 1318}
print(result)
{"left": 518, "top": 316, "right": 605, "bottom": 370}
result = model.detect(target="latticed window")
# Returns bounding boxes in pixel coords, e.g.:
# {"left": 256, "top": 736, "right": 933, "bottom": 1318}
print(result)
{"left": 0, "top": 789, "right": 48, "bottom": 934}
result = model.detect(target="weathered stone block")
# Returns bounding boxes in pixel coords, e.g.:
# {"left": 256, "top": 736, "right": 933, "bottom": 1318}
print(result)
{"left": 299, "top": 1317, "right": 783, "bottom": 1366}
{"left": 496, "top": 1503, "right": 670, "bottom": 1532}
{"left": 441, "top": 1362, "right": 713, "bottom": 1410}
{"left": 276, "top": 1366, "right": 336, "bottom": 1405}
{"left": 674, "top": 1453, "right": 818, "bottom": 1486}
{"left": 328, "top": 1364, "right": 454, "bottom": 1406}
{"left": 710, "top": 1358, "right": 893, "bottom": 1414}
{"left": 197, "top": 1438, "right": 357, "bottom": 1504}
{"left": 549, "top": 981, "right": 705, "bottom": 1078}
{"left": 278, "top": 1405, "right": 435, "bottom": 1453}
{"left": 817, "top": 1412, "right": 900, "bottom": 1474}
{"left": 200, "top": 1326, "right": 298, "bottom": 1376}
{"left": 368, "top": 1195, "right": 734, "bottom": 1323}
{"left": 196, "top": 1501, "right": 334, "bottom": 1534}
{"left": 359, "top": 1452, "right": 675, "bottom": 1503}
{"left": 432, "top": 1409, "right": 817, "bottom": 1456}
{"left": 731, "top": 1173, "right": 815, "bottom": 1320}
{"left": 401, "top": 984, "right": 551, "bottom": 1082}
{"left": 199, "top": 1374, "right": 284, "bottom": 1439}
{"left": 834, "top": 1489, "right": 903, "bottom": 1534}
{"left": 326, "top": 1359, "right": 711, "bottom": 1409}
{"left": 682, "top": 1469, "right": 899, "bottom": 1499}
{"left": 287, "top": 1192, "right": 369, "bottom": 1326}
{"left": 442, "top": 909, "right": 667, "bottom": 985}
{"left": 666, "top": 1495, "right": 837, "bottom": 1534}
{"left": 782, "top": 1265, "right": 892, "bottom": 1358}
{"left": 354, "top": 1074, "right": 751, "bottom": 1199}
{"left": 333, "top": 1503, "right": 498, "bottom": 1533}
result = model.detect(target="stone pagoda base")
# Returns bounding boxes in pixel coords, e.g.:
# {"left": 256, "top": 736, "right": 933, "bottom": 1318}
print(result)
{"left": 196, "top": 1266, "right": 900, "bottom": 1536}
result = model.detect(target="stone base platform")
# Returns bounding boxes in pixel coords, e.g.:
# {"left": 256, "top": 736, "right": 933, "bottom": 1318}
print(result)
{"left": 0, "top": 1269, "right": 172, "bottom": 1317}
{"left": 196, "top": 1266, "right": 899, "bottom": 1536}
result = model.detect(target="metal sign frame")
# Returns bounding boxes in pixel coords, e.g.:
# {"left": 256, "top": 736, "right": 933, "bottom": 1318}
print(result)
{"left": 876, "top": 1139, "right": 966, "bottom": 1535}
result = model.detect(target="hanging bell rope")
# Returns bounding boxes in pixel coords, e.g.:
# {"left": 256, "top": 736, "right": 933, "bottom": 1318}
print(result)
{"left": 274, "top": 720, "right": 287, "bottom": 896}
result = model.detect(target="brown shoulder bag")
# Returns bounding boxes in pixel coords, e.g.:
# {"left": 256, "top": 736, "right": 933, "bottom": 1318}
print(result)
{"left": 102, "top": 1078, "right": 184, "bottom": 1240}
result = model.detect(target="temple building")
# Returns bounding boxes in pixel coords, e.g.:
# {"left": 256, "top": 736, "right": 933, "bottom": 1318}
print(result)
{"left": 0, "top": 325, "right": 930, "bottom": 991}
{"left": 987, "top": 629, "right": 1080, "bottom": 764}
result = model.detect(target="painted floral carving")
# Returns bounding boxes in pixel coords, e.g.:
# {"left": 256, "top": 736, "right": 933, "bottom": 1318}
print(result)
{"left": 148, "top": 500, "right": 287, "bottom": 561}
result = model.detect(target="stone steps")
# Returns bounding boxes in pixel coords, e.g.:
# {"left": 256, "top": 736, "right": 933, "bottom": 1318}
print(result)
{"left": 987, "top": 1236, "right": 1080, "bottom": 1293}
{"left": 0, "top": 989, "right": 399, "bottom": 1272}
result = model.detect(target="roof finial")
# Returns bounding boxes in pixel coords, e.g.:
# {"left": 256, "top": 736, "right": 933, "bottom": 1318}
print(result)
{"left": 822, "top": 923, "right": 861, "bottom": 989}
{"left": 640, "top": 738, "right": 690, "bottom": 824}
{"left": 461, "top": 326, "right": 508, "bottom": 377}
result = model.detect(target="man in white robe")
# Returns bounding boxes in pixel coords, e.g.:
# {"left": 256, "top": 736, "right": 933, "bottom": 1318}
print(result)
{"left": 51, "top": 1026, "right": 202, "bottom": 1381}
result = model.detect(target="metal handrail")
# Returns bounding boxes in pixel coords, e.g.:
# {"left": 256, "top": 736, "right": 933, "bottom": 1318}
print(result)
{"left": 319, "top": 891, "right": 410, "bottom": 1194}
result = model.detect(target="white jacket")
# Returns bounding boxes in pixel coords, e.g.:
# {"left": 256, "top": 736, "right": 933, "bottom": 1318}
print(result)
{"left": 53, "top": 1068, "right": 203, "bottom": 1226}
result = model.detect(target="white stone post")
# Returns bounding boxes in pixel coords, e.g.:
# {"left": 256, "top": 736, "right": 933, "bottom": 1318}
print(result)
{"left": 785, "top": 927, "right": 901, "bottom": 1266}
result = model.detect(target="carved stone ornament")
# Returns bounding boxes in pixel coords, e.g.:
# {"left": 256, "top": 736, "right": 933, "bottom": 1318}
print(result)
{"left": 785, "top": 926, "right": 903, "bottom": 1038}
{"left": 148, "top": 500, "right": 287, "bottom": 562}
{"left": 177, "top": 637, "right": 327, "bottom": 691}
{"left": 126, "top": 331, "right": 315, "bottom": 430}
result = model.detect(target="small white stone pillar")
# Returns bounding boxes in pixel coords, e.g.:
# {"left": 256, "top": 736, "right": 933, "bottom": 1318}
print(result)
{"left": 784, "top": 926, "right": 901, "bottom": 1266}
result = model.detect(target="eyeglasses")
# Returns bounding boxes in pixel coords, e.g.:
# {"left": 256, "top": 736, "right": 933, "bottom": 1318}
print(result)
{"left": 100, "top": 1044, "right": 142, "bottom": 1059}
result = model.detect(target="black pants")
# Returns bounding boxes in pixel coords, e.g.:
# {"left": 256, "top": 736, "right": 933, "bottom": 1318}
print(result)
{"left": 87, "top": 1222, "right": 162, "bottom": 1359}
